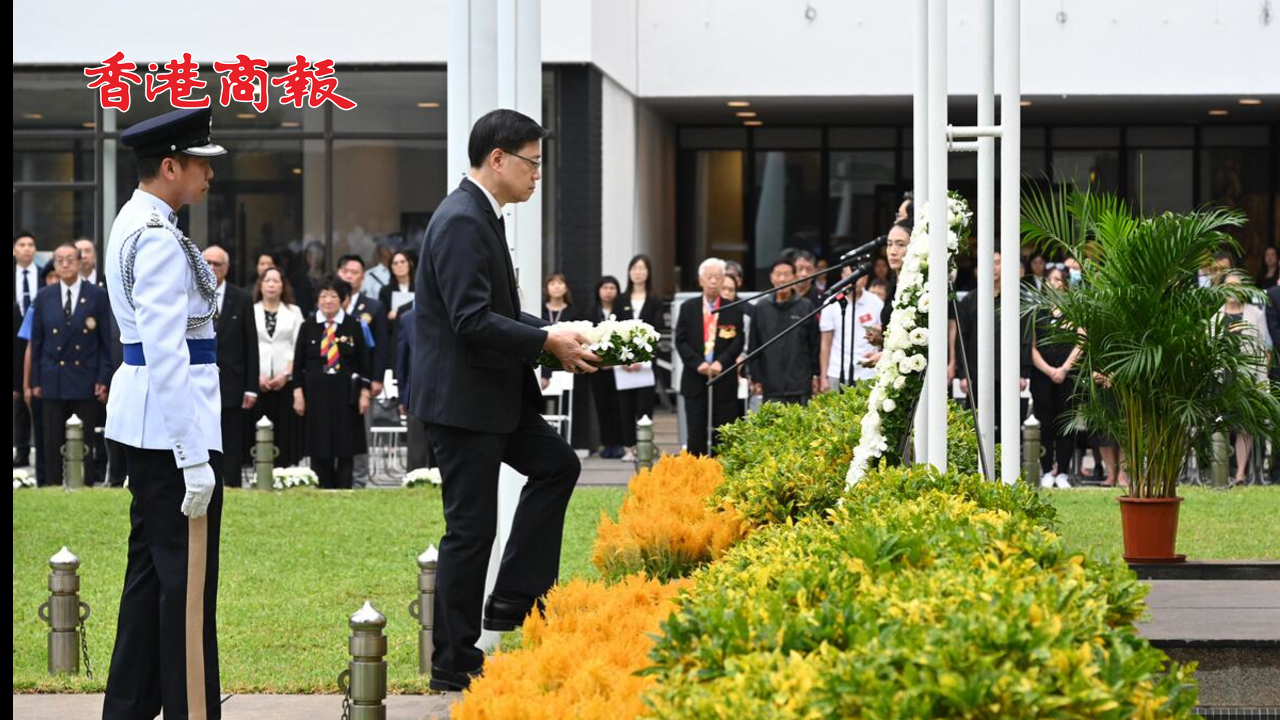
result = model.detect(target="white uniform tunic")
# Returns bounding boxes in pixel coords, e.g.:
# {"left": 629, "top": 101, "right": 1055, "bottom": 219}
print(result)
{"left": 104, "top": 188, "right": 222, "bottom": 468}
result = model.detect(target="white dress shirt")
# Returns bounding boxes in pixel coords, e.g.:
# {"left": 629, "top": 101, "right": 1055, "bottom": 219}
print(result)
{"left": 15, "top": 262, "right": 38, "bottom": 312}
{"left": 58, "top": 276, "right": 83, "bottom": 313}
{"left": 465, "top": 175, "right": 503, "bottom": 218}
{"left": 820, "top": 290, "right": 886, "bottom": 382}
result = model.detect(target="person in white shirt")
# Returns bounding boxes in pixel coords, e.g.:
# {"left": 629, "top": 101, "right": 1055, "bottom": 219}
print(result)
{"left": 75, "top": 238, "right": 103, "bottom": 287}
{"left": 13, "top": 230, "right": 42, "bottom": 472}
{"left": 252, "top": 266, "right": 305, "bottom": 466}
{"left": 819, "top": 269, "right": 884, "bottom": 391}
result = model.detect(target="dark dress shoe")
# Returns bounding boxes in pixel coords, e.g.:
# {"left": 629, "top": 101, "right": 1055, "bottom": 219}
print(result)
{"left": 482, "top": 591, "right": 543, "bottom": 632}
{"left": 430, "top": 665, "right": 481, "bottom": 692}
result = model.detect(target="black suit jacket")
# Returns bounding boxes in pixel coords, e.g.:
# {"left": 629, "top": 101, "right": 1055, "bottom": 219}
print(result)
{"left": 674, "top": 295, "right": 745, "bottom": 397}
{"left": 618, "top": 294, "right": 663, "bottom": 331}
{"left": 349, "top": 294, "right": 389, "bottom": 382}
{"left": 410, "top": 180, "right": 548, "bottom": 433}
{"left": 215, "top": 284, "right": 261, "bottom": 408}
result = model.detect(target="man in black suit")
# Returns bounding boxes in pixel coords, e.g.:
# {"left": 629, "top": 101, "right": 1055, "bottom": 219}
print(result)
{"left": 411, "top": 109, "right": 599, "bottom": 692}
{"left": 336, "top": 254, "right": 389, "bottom": 487}
{"left": 675, "top": 258, "right": 746, "bottom": 456}
{"left": 14, "top": 230, "right": 43, "bottom": 469}
{"left": 203, "top": 245, "right": 260, "bottom": 488}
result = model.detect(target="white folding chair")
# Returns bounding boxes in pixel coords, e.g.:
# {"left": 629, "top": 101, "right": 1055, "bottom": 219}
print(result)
{"left": 541, "top": 371, "right": 574, "bottom": 441}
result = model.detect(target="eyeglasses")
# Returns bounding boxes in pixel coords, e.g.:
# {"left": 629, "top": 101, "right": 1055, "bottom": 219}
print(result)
{"left": 53, "top": 255, "right": 79, "bottom": 266}
{"left": 507, "top": 151, "right": 542, "bottom": 171}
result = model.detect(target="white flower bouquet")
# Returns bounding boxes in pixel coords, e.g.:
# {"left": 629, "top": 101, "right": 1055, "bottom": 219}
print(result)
{"left": 537, "top": 318, "right": 660, "bottom": 369}
{"left": 846, "top": 191, "right": 971, "bottom": 487}
{"left": 403, "top": 467, "right": 443, "bottom": 488}
{"left": 273, "top": 466, "right": 320, "bottom": 490}
{"left": 13, "top": 469, "right": 35, "bottom": 490}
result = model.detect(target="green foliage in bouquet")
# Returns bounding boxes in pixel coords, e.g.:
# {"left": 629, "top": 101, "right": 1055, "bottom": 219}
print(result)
{"left": 536, "top": 319, "right": 660, "bottom": 369}
{"left": 644, "top": 465, "right": 1198, "bottom": 720}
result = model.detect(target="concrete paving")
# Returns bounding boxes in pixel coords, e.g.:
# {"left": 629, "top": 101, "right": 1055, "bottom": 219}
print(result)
{"left": 12, "top": 692, "right": 461, "bottom": 720}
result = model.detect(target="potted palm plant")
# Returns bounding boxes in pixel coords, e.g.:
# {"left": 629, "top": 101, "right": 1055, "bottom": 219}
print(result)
{"left": 1021, "top": 185, "right": 1280, "bottom": 562}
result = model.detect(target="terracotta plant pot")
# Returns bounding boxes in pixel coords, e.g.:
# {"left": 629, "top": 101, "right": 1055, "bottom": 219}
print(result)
{"left": 1118, "top": 495, "right": 1185, "bottom": 563}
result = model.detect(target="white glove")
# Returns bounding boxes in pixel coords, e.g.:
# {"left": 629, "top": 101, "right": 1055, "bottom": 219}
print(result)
{"left": 181, "top": 462, "right": 216, "bottom": 518}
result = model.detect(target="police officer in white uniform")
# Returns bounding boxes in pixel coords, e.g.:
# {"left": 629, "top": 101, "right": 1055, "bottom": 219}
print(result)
{"left": 102, "top": 107, "right": 226, "bottom": 720}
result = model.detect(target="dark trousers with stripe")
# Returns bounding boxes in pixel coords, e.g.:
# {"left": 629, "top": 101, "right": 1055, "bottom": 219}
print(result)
{"left": 103, "top": 447, "right": 223, "bottom": 720}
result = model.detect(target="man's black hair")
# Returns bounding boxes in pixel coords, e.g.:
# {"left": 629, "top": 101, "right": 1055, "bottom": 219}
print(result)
{"left": 336, "top": 254, "right": 366, "bottom": 271}
{"left": 468, "top": 109, "right": 549, "bottom": 169}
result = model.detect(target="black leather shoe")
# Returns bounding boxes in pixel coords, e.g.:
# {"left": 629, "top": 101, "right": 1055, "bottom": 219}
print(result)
{"left": 429, "top": 665, "right": 481, "bottom": 692}
{"left": 482, "top": 591, "right": 542, "bottom": 632}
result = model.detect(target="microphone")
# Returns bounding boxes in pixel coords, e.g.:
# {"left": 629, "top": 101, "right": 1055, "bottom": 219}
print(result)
{"left": 821, "top": 262, "right": 873, "bottom": 301}
{"left": 839, "top": 235, "right": 888, "bottom": 261}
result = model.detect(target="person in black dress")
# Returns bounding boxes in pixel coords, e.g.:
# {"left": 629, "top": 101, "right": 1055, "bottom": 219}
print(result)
{"left": 617, "top": 255, "right": 661, "bottom": 461}
{"left": 1029, "top": 267, "right": 1082, "bottom": 488}
{"left": 292, "top": 275, "right": 372, "bottom": 488}
{"left": 588, "top": 275, "right": 624, "bottom": 459}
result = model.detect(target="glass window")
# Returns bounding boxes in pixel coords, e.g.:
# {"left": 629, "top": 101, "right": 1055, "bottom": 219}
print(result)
{"left": 331, "top": 70, "right": 446, "bottom": 134}
{"left": 331, "top": 138, "right": 449, "bottom": 268}
{"left": 829, "top": 127, "right": 896, "bottom": 149}
{"left": 1051, "top": 149, "right": 1120, "bottom": 193}
{"left": 753, "top": 128, "right": 821, "bottom": 149}
{"left": 1052, "top": 127, "right": 1120, "bottom": 148}
{"left": 689, "top": 150, "right": 746, "bottom": 274}
{"left": 1201, "top": 146, "right": 1273, "bottom": 275}
{"left": 13, "top": 138, "right": 94, "bottom": 183}
{"left": 13, "top": 190, "right": 94, "bottom": 248}
{"left": 752, "top": 150, "right": 821, "bottom": 287}
{"left": 679, "top": 128, "right": 747, "bottom": 149}
{"left": 1127, "top": 149, "right": 1193, "bottom": 215}
{"left": 13, "top": 71, "right": 95, "bottom": 130}
{"left": 828, "top": 151, "right": 895, "bottom": 245}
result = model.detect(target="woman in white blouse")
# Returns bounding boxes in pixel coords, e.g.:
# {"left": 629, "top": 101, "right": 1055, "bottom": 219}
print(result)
{"left": 253, "top": 266, "right": 306, "bottom": 467}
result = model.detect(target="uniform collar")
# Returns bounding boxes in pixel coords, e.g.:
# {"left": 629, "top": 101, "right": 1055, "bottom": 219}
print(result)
{"left": 465, "top": 175, "right": 503, "bottom": 219}
{"left": 60, "top": 276, "right": 83, "bottom": 293}
{"left": 317, "top": 308, "right": 347, "bottom": 324}
{"left": 132, "top": 188, "right": 178, "bottom": 224}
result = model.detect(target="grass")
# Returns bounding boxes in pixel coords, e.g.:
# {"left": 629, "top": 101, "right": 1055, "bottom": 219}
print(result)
{"left": 12, "top": 485, "right": 625, "bottom": 694}
{"left": 1047, "top": 485, "right": 1280, "bottom": 561}
{"left": 13, "top": 482, "right": 1277, "bottom": 693}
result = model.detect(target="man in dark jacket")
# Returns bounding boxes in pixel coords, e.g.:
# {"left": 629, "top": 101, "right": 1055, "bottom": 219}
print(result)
{"left": 204, "top": 245, "right": 260, "bottom": 488}
{"left": 674, "top": 258, "right": 745, "bottom": 456}
{"left": 411, "top": 109, "right": 598, "bottom": 692}
{"left": 748, "top": 258, "right": 820, "bottom": 405}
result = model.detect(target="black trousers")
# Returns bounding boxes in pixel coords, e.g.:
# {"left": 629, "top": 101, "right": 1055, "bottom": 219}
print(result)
{"left": 406, "top": 412, "right": 434, "bottom": 471}
{"left": 617, "top": 385, "right": 656, "bottom": 447}
{"left": 588, "top": 372, "right": 622, "bottom": 449}
{"left": 14, "top": 397, "right": 33, "bottom": 463}
{"left": 219, "top": 407, "right": 246, "bottom": 488}
{"left": 104, "top": 448, "right": 223, "bottom": 720}
{"left": 425, "top": 401, "right": 580, "bottom": 674}
{"left": 1031, "top": 371, "right": 1075, "bottom": 475}
{"left": 684, "top": 383, "right": 741, "bottom": 457}
{"left": 40, "top": 397, "right": 101, "bottom": 487}
{"left": 313, "top": 457, "right": 354, "bottom": 489}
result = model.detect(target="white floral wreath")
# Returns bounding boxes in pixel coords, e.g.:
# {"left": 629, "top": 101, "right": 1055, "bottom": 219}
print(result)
{"left": 846, "top": 192, "right": 972, "bottom": 487}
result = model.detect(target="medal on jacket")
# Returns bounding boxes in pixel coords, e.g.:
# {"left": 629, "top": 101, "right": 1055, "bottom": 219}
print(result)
{"left": 702, "top": 297, "right": 720, "bottom": 362}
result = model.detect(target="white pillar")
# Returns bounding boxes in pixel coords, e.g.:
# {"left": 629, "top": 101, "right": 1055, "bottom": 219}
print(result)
{"left": 449, "top": 0, "right": 544, "bottom": 651}
{"left": 977, "top": 0, "right": 996, "bottom": 479}
{"left": 911, "top": 0, "right": 930, "bottom": 464}
{"left": 999, "top": 0, "right": 1022, "bottom": 484}
{"left": 498, "top": 0, "right": 543, "bottom": 314}
{"left": 926, "top": 0, "right": 949, "bottom": 469}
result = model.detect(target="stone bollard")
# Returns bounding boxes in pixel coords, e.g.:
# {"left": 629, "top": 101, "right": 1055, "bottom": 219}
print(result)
{"left": 339, "top": 601, "right": 387, "bottom": 720}
{"left": 250, "top": 415, "right": 279, "bottom": 491}
{"left": 38, "top": 547, "right": 91, "bottom": 676}
{"left": 62, "top": 414, "right": 85, "bottom": 490}
{"left": 1022, "top": 413, "right": 1042, "bottom": 485}
{"left": 408, "top": 545, "right": 438, "bottom": 675}
{"left": 1209, "top": 431, "right": 1229, "bottom": 487}
{"left": 635, "top": 414, "right": 656, "bottom": 471}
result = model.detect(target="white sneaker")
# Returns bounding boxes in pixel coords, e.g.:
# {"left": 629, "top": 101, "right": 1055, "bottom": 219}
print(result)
{"left": 1040, "top": 472, "right": 1056, "bottom": 489}
{"left": 1054, "top": 473, "right": 1071, "bottom": 489}
{"left": 621, "top": 449, "right": 637, "bottom": 462}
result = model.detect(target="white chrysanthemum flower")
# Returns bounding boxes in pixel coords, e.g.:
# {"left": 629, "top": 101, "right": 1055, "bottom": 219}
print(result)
{"left": 908, "top": 328, "right": 928, "bottom": 346}
{"left": 882, "top": 397, "right": 897, "bottom": 413}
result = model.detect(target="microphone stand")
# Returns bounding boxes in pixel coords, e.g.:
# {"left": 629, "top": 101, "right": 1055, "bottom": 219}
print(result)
{"left": 712, "top": 236, "right": 886, "bottom": 315}
{"left": 709, "top": 263, "right": 873, "bottom": 387}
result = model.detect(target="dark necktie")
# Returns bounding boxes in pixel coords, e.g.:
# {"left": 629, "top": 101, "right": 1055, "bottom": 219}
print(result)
{"left": 64, "top": 288, "right": 72, "bottom": 320}
{"left": 22, "top": 270, "right": 31, "bottom": 314}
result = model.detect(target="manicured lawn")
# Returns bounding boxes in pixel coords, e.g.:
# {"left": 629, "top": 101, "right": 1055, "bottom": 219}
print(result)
{"left": 1047, "top": 485, "right": 1280, "bottom": 561}
{"left": 13, "top": 482, "right": 1275, "bottom": 693}
{"left": 12, "top": 485, "right": 626, "bottom": 693}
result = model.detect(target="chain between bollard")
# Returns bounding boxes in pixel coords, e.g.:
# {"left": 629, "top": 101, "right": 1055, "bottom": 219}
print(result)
{"left": 338, "top": 668, "right": 352, "bottom": 720}
{"left": 79, "top": 614, "right": 94, "bottom": 680}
